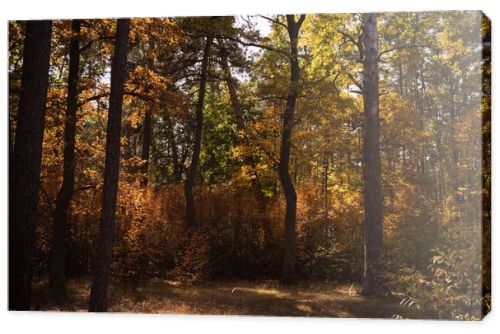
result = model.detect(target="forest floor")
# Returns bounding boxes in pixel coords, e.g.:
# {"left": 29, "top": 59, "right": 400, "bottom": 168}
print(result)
{"left": 32, "top": 278, "right": 427, "bottom": 319}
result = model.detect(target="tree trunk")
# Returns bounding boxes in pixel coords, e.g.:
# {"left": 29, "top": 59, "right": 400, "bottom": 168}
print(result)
{"left": 217, "top": 38, "right": 266, "bottom": 209}
{"left": 140, "top": 44, "right": 156, "bottom": 188}
{"left": 9, "top": 20, "right": 53, "bottom": 310}
{"left": 140, "top": 109, "right": 151, "bottom": 187}
{"left": 217, "top": 38, "right": 244, "bottom": 131}
{"left": 280, "top": 15, "right": 305, "bottom": 285}
{"left": 49, "top": 19, "right": 82, "bottom": 295}
{"left": 166, "top": 116, "right": 182, "bottom": 182}
{"left": 88, "top": 19, "right": 131, "bottom": 312}
{"left": 361, "top": 13, "right": 383, "bottom": 296}
{"left": 184, "top": 37, "right": 212, "bottom": 229}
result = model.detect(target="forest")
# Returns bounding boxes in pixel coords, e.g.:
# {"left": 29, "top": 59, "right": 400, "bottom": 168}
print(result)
{"left": 8, "top": 12, "right": 490, "bottom": 319}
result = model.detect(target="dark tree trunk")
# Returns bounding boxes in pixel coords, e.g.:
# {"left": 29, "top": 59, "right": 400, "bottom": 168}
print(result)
{"left": 280, "top": 15, "right": 305, "bottom": 285}
{"left": 166, "top": 116, "right": 182, "bottom": 182}
{"left": 217, "top": 38, "right": 244, "bottom": 131}
{"left": 49, "top": 19, "right": 82, "bottom": 295}
{"left": 88, "top": 19, "right": 131, "bottom": 312}
{"left": 217, "top": 38, "right": 266, "bottom": 209}
{"left": 184, "top": 37, "right": 212, "bottom": 229}
{"left": 361, "top": 13, "right": 383, "bottom": 296}
{"left": 9, "top": 20, "right": 53, "bottom": 310}
{"left": 140, "top": 109, "right": 152, "bottom": 187}
{"left": 140, "top": 45, "right": 155, "bottom": 188}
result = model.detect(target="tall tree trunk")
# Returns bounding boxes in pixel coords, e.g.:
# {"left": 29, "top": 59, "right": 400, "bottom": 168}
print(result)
{"left": 217, "top": 38, "right": 266, "bottom": 209}
{"left": 9, "top": 20, "right": 53, "bottom": 310}
{"left": 166, "top": 116, "right": 182, "bottom": 182}
{"left": 49, "top": 19, "right": 82, "bottom": 294}
{"left": 140, "top": 44, "right": 155, "bottom": 188}
{"left": 217, "top": 38, "right": 244, "bottom": 131}
{"left": 88, "top": 19, "right": 131, "bottom": 312}
{"left": 361, "top": 13, "right": 383, "bottom": 296}
{"left": 481, "top": 14, "right": 491, "bottom": 312}
{"left": 184, "top": 37, "right": 212, "bottom": 229}
{"left": 280, "top": 15, "right": 305, "bottom": 284}
{"left": 140, "top": 109, "right": 151, "bottom": 187}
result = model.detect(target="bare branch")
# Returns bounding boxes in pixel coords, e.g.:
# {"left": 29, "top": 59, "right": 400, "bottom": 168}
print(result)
{"left": 215, "top": 34, "right": 288, "bottom": 56}
{"left": 79, "top": 35, "right": 114, "bottom": 53}
{"left": 378, "top": 44, "right": 428, "bottom": 59}
{"left": 346, "top": 72, "right": 363, "bottom": 90}
{"left": 259, "top": 15, "right": 288, "bottom": 29}
{"left": 78, "top": 91, "right": 155, "bottom": 107}
{"left": 39, "top": 184, "right": 54, "bottom": 213}
{"left": 74, "top": 185, "right": 95, "bottom": 194}
{"left": 185, "top": 30, "right": 289, "bottom": 57}
{"left": 337, "top": 29, "right": 358, "bottom": 46}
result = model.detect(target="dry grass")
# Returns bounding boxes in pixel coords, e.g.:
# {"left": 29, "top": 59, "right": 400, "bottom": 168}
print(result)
{"left": 31, "top": 278, "right": 424, "bottom": 318}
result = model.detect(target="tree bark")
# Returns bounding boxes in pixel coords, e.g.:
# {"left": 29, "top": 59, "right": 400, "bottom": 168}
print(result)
{"left": 140, "top": 43, "right": 155, "bottom": 188}
{"left": 184, "top": 37, "right": 212, "bottom": 229}
{"left": 88, "top": 18, "right": 131, "bottom": 312}
{"left": 9, "top": 20, "right": 53, "bottom": 310}
{"left": 217, "top": 38, "right": 244, "bottom": 131}
{"left": 140, "top": 109, "right": 152, "bottom": 187}
{"left": 49, "top": 19, "right": 82, "bottom": 294}
{"left": 361, "top": 13, "right": 384, "bottom": 296}
{"left": 165, "top": 116, "right": 182, "bottom": 182}
{"left": 280, "top": 15, "right": 305, "bottom": 284}
{"left": 217, "top": 38, "right": 267, "bottom": 209}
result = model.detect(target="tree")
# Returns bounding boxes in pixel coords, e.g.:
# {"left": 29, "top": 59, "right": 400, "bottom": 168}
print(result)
{"left": 9, "top": 20, "right": 53, "bottom": 310}
{"left": 140, "top": 108, "right": 152, "bottom": 187}
{"left": 88, "top": 18, "right": 131, "bottom": 312}
{"left": 49, "top": 19, "right": 83, "bottom": 294}
{"left": 481, "top": 13, "right": 491, "bottom": 315}
{"left": 184, "top": 36, "right": 212, "bottom": 229}
{"left": 280, "top": 14, "right": 305, "bottom": 284}
{"left": 216, "top": 37, "right": 266, "bottom": 208}
{"left": 217, "top": 38, "right": 244, "bottom": 131}
{"left": 361, "top": 13, "right": 383, "bottom": 295}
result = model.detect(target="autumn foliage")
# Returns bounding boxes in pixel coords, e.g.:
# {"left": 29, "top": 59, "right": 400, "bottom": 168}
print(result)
{"left": 8, "top": 13, "right": 489, "bottom": 319}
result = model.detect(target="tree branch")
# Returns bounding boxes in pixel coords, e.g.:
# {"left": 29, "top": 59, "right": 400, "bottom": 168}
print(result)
{"left": 259, "top": 15, "right": 288, "bottom": 29}
{"left": 297, "top": 14, "right": 306, "bottom": 28}
{"left": 74, "top": 185, "right": 95, "bottom": 194}
{"left": 378, "top": 44, "right": 428, "bottom": 59}
{"left": 79, "top": 35, "right": 114, "bottom": 53}
{"left": 78, "top": 90, "right": 155, "bottom": 107}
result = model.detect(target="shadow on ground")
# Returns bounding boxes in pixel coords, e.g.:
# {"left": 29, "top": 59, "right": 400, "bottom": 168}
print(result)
{"left": 31, "top": 278, "right": 428, "bottom": 319}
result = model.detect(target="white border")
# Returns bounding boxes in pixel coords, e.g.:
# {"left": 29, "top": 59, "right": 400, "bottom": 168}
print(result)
{"left": 1, "top": 1, "right": 499, "bottom": 333}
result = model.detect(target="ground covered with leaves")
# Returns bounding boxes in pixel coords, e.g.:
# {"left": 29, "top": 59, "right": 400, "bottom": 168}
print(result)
{"left": 32, "top": 278, "right": 428, "bottom": 318}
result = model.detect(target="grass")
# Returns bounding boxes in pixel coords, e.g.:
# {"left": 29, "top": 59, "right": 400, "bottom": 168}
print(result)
{"left": 31, "top": 278, "right": 425, "bottom": 318}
